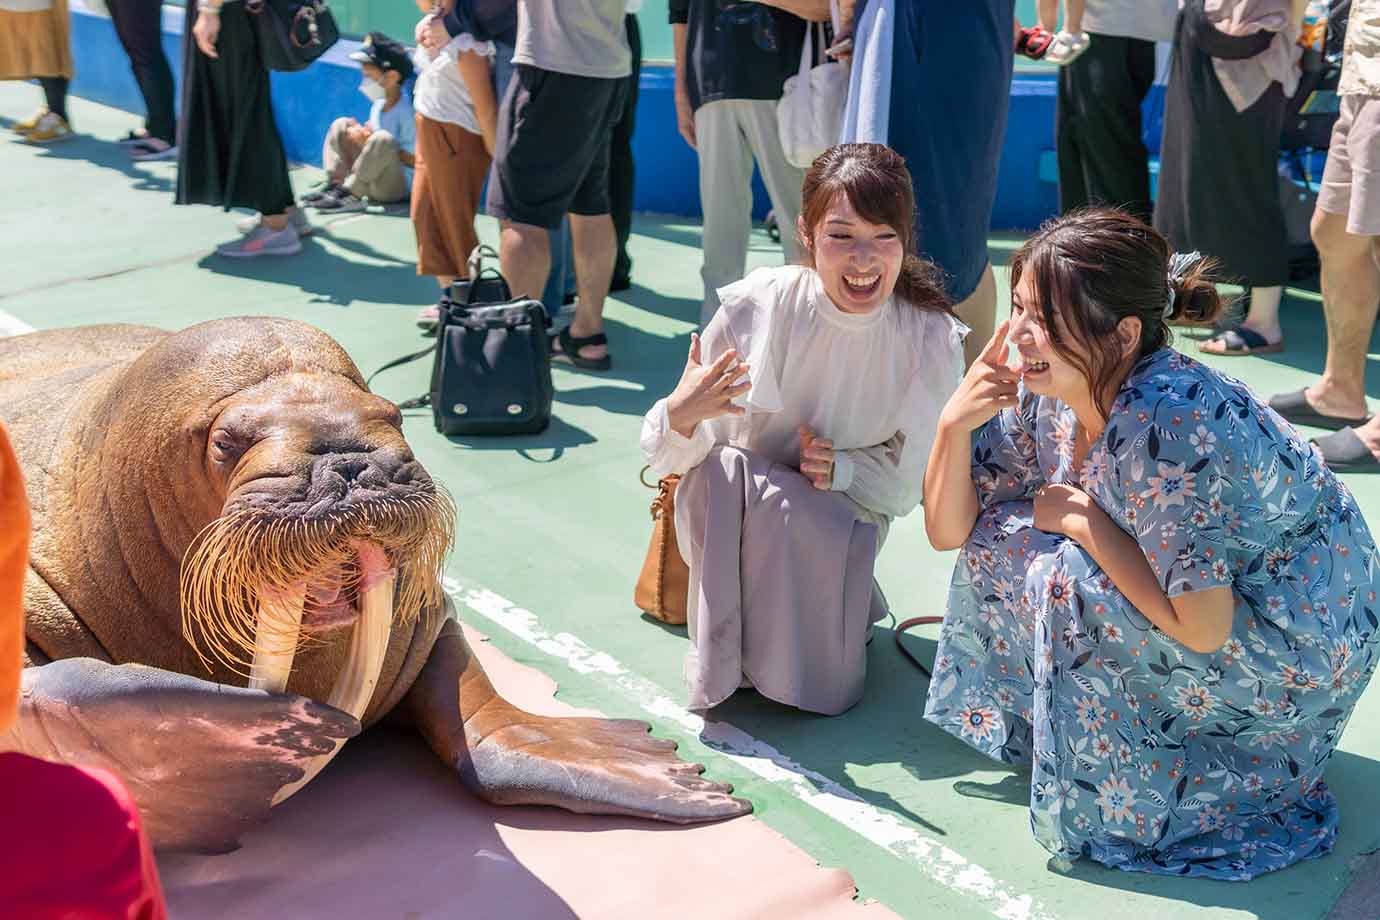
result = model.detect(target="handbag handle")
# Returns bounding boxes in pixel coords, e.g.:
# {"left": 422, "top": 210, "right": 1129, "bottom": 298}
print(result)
{"left": 797, "top": 21, "right": 813, "bottom": 80}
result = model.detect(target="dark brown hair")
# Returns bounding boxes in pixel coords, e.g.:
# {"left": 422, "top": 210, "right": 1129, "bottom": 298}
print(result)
{"left": 797, "top": 143, "right": 951, "bottom": 313}
{"left": 1010, "top": 207, "right": 1224, "bottom": 420}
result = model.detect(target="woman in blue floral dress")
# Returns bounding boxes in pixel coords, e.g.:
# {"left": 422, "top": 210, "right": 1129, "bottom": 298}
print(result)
{"left": 921, "top": 208, "right": 1380, "bottom": 880}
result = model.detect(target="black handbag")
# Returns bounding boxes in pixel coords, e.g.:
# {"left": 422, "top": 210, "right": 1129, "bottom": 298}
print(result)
{"left": 246, "top": 0, "right": 339, "bottom": 73}
{"left": 369, "top": 247, "right": 553, "bottom": 436}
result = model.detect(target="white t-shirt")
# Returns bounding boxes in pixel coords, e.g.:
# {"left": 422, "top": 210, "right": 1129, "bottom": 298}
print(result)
{"left": 641, "top": 265, "right": 966, "bottom": 536}
{"left": 368, "top": 93, "right": 417, "bottom": 184}
{"left": 412, "top": 35, "right": 494, "bottom": 135}
{"left": 1084, "top": 0, "right": 1178, "bottom": 42}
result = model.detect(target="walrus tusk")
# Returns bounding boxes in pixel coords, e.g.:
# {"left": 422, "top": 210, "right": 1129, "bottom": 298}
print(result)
{"left": 247, "top": 584, "right": 306, "bottom": 693}
{"left": 271, "top": 543, "right": 395, "bottom": 806}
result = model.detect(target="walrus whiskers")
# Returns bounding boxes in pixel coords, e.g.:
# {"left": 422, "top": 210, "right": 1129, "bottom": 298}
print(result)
{"left": 178, "top": 489, "right": 455, "bottom": 676}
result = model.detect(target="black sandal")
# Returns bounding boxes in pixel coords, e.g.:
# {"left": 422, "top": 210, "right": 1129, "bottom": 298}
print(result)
{"left": 1313, "top": 428, "right": 1380, "bottom": 473}
{"left": 550, "top": 327, "right": 612, "bottom": 371}
{"left": 1199, "top": 326, "right": 1284, "bottom": 356}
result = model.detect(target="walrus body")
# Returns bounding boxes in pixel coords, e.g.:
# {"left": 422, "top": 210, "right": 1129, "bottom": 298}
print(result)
{"left": 0, "top": 319, "right": 746, "bottom": 851}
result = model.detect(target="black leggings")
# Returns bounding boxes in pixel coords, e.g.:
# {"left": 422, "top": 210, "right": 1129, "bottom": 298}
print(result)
{"left": 40, "top": 77, "right": 68, "bottom": 122}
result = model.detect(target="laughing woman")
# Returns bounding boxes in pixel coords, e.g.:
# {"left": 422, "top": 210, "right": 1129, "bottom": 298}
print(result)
{"left": 641, "top": 143, "right": 965, "bottom": 715}
{"left": 922, "top": 208, "right": 1380, "bottom": 878}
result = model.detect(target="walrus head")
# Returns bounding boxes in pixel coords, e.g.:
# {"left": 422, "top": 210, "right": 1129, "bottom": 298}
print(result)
{"left": 79, "top": 318, "right": 453, "bottom": 694}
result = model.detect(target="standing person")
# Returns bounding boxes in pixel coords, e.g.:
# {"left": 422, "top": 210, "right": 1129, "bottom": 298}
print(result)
{"left": 410, "top": 1, "right": 498, "bottom": 311}
{"left": 485, "top": 0, "right": 632, "bottom": 371}
{"left": 1269, "top": 1, "right": 1380, "bottom": 471}
{"left": 178, "top": 0, "right": 305, "bottom": 257}
{"left": 641, "top": 145, "right": 965, "bottom": 715}
{"left": 671, "top": 0, "right": 827, "bottom": 327}
{"left": 923, "top": 208, "right": 1380, "bottom": 878}
{"left": 610, "top": 5, "right": 642, "bottom": 293}
{"left": 306, "top": 33, "right": 417, "bottom": 213}
{"left": 839, "top": 0, "right": 1017, "bottom": 366}
{"left": 1155, "top": 0, "right": 1302, "bottom": 356}
{"left": 1057, "top": 1, "right": 1177, "bottom": 222}
{"left": 1, "top": 0, "right": 75, "bottom": 143}
{"left": 108, "top": 0, "right": 179, "bottom": 160}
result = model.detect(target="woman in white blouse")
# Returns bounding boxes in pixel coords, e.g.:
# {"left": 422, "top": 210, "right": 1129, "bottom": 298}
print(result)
{"left": 641, "top": 143, "right": 966, "bottom": 715}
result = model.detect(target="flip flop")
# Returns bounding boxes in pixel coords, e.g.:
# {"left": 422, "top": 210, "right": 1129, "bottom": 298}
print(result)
{"left": 550, "top": 327, "right": 612, "bottom": 372}
{"left": 1268, "top": 388, "right": 1371, "bottom": 431}
{"left": 1312, "top": 428, "right": 1380, "bottom": 473}
{"left": 1199, "top": 326, "right": 1284, "bottom": 356}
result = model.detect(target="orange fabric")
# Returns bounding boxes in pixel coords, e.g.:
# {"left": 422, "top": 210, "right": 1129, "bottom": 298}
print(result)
{"left": 0, "top": 422, "right": 28, "bottom": 733}
{"left": 0, "top": 0, "right": 75, "bottom": 80}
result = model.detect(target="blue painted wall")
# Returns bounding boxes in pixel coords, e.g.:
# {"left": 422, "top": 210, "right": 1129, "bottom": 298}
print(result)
{"left": 67, "top": 7, "right": 1164, "bottom": 232}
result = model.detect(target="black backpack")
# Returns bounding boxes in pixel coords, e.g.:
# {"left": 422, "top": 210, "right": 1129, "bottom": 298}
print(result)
{"left": 369, "top": 247, "right": 553, "bottom": 436}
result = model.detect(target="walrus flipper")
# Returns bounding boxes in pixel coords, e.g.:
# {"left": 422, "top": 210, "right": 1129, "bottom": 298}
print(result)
{"left": 402, "top": 618, "right": 752, "bottom": 825}
{"left": 1, "top": 658, "right": 360, "bottom": 852}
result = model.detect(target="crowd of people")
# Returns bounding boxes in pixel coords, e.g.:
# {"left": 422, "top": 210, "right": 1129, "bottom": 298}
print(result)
{"left": 5, "top": 0, "right": 1380, "bottom": 888}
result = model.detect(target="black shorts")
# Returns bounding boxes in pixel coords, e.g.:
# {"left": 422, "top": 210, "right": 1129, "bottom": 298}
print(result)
{"left": 486, "top": 65, "right": 629, "bottom": 230}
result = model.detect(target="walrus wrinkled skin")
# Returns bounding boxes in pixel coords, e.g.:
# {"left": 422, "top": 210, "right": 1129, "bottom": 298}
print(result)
{"left": 0, "top": 319, "right": 748, "bottom": 851}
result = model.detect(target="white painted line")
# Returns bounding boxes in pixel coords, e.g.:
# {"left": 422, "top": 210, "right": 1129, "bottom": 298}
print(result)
{"left": 446, "top": 578, "right": 1054, "bottom": 920}
{"left": 0, "top": 310, "right": 34, "bottom": 338}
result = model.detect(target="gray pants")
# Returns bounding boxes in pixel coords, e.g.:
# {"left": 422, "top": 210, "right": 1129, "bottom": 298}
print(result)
{"left": 694, "top": 99, "right": 806, "bottom": 326}
{"left": 322, "top": 116, "right": 408, "bottom": 203}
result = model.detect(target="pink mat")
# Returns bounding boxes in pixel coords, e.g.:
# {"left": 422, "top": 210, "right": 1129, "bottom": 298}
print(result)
{"left": 158, "top": 627, "right": 896, "bottom": 919}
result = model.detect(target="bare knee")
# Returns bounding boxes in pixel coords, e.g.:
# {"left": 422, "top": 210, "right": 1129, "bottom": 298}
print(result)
{"left": 1311, "top": 207, "right": 1356, "bottom": 258}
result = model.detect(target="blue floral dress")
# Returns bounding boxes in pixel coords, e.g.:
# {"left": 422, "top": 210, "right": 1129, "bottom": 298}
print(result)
{"left": 924, "top": 348, "right": 1380, "bottom": 879}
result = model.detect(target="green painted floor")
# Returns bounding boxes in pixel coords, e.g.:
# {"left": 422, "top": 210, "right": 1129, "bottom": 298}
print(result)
{"left": 5, "top": 84, "right": 1380, "bottom": 920}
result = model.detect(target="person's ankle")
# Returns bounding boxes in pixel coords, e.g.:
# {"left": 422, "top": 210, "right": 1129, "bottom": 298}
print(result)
{"left": 1308, "top": 379, "right": 1369, "bottom": 416}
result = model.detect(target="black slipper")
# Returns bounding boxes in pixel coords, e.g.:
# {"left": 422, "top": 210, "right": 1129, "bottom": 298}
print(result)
{"left": 1199, "top": 326, "right": 1284, "bottom": 356}
{"left": 1313, "top": 428, "right": 1380, "bottom": 472}
{"left": 550, "top": 327, "right": 612, "bottom": 371}
{"left": 1269, "top": 388, "right": 1371, "bottom": 431}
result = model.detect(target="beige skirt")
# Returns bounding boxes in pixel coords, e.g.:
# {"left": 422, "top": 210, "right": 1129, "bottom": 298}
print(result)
{"left": 0, "top": 0, "right": 73, "bottom": 80}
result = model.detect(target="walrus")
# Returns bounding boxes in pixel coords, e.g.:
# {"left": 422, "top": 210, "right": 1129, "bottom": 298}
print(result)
{"left": 0, "top": 318, "right": 748, "bottom": 851}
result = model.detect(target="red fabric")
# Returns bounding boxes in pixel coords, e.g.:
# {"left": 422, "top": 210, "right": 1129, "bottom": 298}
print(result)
{"left": 0, "top": 752, "right": 169, "bottom": 918}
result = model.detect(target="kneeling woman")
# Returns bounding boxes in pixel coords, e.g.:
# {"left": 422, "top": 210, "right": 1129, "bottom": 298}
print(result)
{"left": 641, "top": 144, "right": 965, "bottom": 715}
{"left": 923, "top": 208, "right": 1380, "bottom": 879}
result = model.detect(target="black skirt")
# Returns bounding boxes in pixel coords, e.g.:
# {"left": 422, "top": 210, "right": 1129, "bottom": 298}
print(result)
{"left": 1153, "top": 2, "right": 1288, "bottom": 288}
{"left": 175, "top": 2, "right": 294, "bottom": 215}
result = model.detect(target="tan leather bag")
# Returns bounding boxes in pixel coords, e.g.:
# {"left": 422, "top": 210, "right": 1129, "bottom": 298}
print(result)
{"left": 634, "top": 467, "right": 689, "bottom": 625}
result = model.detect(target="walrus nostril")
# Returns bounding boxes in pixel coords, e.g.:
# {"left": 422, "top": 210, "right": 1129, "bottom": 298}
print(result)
{"left": 333, "top": 459, "right": 371, "bottom": 483}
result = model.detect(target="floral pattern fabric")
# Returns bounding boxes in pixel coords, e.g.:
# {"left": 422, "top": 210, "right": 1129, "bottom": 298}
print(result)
{"left": 924, "top": 349, "right": 1380, "bottom": 879}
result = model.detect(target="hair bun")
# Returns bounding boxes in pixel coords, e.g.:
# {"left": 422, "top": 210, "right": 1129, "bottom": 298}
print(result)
{"left": 1167, "top": 258, "right": 1223, "bottom": 326}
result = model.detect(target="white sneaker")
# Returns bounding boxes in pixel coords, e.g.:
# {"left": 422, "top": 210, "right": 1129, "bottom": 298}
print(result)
{"left": 235, "top": 208, "right": 313, "bottom": 237}
{"left": 216, "top": 223, "right": 302, "bottom": 258}
{"left": 1046, "top": 31, "right": 1091, "bottom": 66}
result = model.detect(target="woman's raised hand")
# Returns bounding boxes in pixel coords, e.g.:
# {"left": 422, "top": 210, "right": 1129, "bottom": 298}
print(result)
{"left": 938, "top": 320, "right": 1020, "bottom": 433}
{"left": 665, "top": 333, "right": 751, "bottom": 439}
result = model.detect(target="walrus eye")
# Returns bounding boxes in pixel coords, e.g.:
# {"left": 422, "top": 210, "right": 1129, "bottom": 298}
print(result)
{"left": 209, "top": 431, "right": 247, "bottom": 464}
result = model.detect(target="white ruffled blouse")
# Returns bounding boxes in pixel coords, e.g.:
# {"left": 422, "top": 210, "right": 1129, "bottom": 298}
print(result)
{"left": 641, "top": 265, "right": 966, "bottom": 534}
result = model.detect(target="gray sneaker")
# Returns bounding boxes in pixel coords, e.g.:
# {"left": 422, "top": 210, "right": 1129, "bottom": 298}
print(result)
{"left": 216, "top": 223, "right": 302, "bottom": 258}
{"left": 314, "top": 191, "right": 366, "bottom": 213}
{"left": 234, "top": 209, "right": 313, "bottom": 237}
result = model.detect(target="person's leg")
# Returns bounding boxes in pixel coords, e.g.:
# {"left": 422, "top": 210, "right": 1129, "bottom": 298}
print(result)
{"left": 109, "top": 0, "right": 176, "bottom": 143}
{"left": 740, "top": 99, "right": 807, "bottom": 266}
{"left": 695, "top": 101, "right": 756, "bottom": 326}
{"left": 1037, "top": 0, "right": 1057, "bottom": 30}
{"left": 609, "top": 14, "right": 642, "bottom": 289}
{"left": 955, "top": 265, "right": 998, "bottom": 366}
{"left": 500, "top": 221, "right": 554, "bottom": 304}
{"left": 567, "top": 213, "right": 617, "bottom": 359}
{"left": 1058, "top": 35, "right": 1156, "bottom": 221}
{"left": 39, "top": 78, "right": 68, "bottom": 123}
{"left": 345, "top": 131, "right": 407, "bottom": 203}
{"left": 321, "top": 117, "right": 358, "bottom": 185}
{"left": 1305, "top": 209, "right": 1380, "bottom": 420}
{"left": 1064, "top": 0, "right": 1084, "bottom": 34}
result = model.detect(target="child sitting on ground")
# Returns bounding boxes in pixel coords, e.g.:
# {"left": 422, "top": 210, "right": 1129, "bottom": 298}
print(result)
{"left": 409, "top": 0, "right": 501, "bottom": 332}
{"left": 303, "top": 32, "right": 417, "bottom": 213}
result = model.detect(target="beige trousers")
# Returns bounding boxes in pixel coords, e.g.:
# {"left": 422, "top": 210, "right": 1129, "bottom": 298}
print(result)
{"left": 322, "top": 116, "right": 408, "bottom": 203}
{"left": 694, "top": 99, "right": 807, "bottom": 326}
